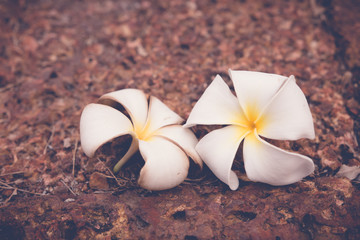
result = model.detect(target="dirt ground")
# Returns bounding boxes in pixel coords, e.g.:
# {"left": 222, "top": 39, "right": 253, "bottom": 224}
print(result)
{"left": 0, "top": 0, "right": 359, "bottom": 239}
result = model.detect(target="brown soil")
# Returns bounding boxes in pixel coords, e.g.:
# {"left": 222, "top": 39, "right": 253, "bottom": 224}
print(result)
{"left": 0, "top": 0, "right": 359, "bottom": 239}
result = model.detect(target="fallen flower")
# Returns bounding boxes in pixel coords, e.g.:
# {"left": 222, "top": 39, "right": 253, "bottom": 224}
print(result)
{"left": 336, "top": 165, "right": 360, "bottom": 181}
{"left": 185, "top": 70, "right": 315, "bottom": 190}
{"left": 80, "top": 89, "right": 202, "bottom": 191}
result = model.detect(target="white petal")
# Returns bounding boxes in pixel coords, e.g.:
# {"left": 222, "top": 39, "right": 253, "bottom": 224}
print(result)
{"left": 155, "top": 125, "right": 202, "bottom": 167}
{"left": 80, "top": 103, "right": 133, "bottom": 157}
{"left": 138, "top": 137, "right": 189, "bottom": 190}
{"left": 257, "top": 75, "right": 315, "bottom": 140}
{"left": 196, "top": 125, "right": 250, "bottom": 190}
{"left": 185, "top": 75, "right": 246, "bottom": 127}
{"left": 243, "top": 131, "right": 315, "bottom": 186}
{"left": 99, "top": 89, "right": 148, "bottom": 131}
{"left": 228, "top": 70, "right": 287, "bottom": 120}
{"left": 144, "top": 96, "right": 183, "bottom": 134}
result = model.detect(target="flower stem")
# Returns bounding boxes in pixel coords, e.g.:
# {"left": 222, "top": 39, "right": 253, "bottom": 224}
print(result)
{"left": 113, "top": 137, "right": 139, "bottom": 173}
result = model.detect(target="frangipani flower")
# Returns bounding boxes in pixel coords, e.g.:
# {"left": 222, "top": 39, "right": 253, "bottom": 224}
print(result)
{"left": 80, "top": 89, "right": 202, "bottom": 191}
{"left": 185, "top": 70, "right": 315, "bottom": 190}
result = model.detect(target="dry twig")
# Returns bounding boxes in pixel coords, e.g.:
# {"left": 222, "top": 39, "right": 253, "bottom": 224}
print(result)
{"left": 1, "top": 189, "right": 17, "bottom": 206}
{"left": 72, "top": 138, "right": 79, "bottom": 177}
{"left": 60, "top": 179, "right": 78, "bottom": 196}
{"left": 43, "top": 125, "right": 55, "bottom": 155}
{"left": 0, "top": 180, "right": 43, "bottom": 196}
{"left": 97, "top": 158, "right": 124, "bottom": 187}
{"left": 0, "top": 171, "right": 25, "bottom": 177}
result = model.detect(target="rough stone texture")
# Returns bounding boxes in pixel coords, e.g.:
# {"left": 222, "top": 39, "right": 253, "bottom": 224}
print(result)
{"left": 0, "top": 0, "right": 359, "bottom": 239}
{"left": 1, "top": 179, "right": 360, "bottom": 239}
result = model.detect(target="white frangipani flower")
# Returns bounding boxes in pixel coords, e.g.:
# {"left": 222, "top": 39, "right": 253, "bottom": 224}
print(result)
{"left": 185, "top": 70, "right": 315, "bottom": 190}
{"left": 80, "top": 89, "right": 202, "bottom": 191}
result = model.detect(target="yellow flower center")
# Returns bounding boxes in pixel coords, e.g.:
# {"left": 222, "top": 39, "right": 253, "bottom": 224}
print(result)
{"left": 241, "top": 104, "right": 266, "bottom": 133}
{"left": 246, "top": 121, "right": 256, "bottom": 131}
{"left": 134, "top": 121, "right": 153, "bottom": 141}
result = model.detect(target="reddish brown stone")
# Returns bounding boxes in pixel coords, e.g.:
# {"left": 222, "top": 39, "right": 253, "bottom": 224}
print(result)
{"left": 0, "top": 0, "right": 359, "bottom": 239}
{"left": 89, "top": 172, "right": 109, "bottom": 190}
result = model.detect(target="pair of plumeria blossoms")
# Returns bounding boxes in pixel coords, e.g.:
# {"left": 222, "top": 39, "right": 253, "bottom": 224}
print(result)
{"left": 80, "top": 70, "right": 315, "bottom": 191}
